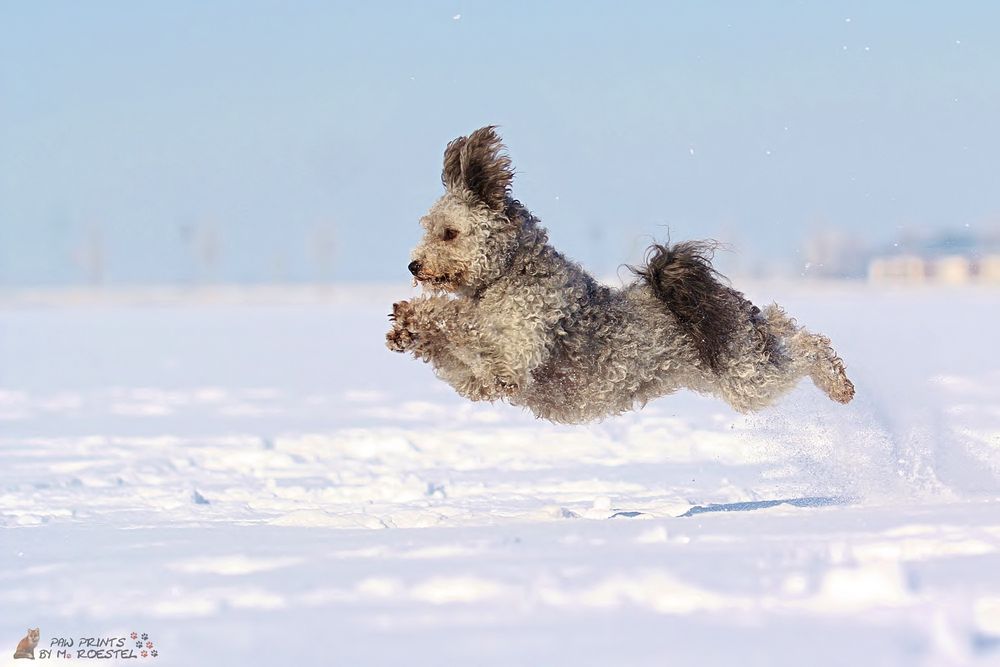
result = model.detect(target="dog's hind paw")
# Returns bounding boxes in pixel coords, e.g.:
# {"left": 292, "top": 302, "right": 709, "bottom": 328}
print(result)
{"left": 828, "top": 369, "right": 855, "bottom": 404}
{"left": 814, "top": 354, "right": 855, "bottom": 404}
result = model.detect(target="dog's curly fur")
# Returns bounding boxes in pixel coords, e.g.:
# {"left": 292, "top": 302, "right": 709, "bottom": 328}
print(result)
{"left": 387, "top": 126, "right": 855, "bottom": 423}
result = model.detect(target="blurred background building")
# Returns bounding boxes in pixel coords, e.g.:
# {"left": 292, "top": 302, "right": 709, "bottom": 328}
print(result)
{"left": 867, "top": 228, "right": 1000, "bottom": 285}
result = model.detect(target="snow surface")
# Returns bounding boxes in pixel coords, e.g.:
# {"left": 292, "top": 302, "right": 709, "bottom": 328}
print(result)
{"left": 1, "top": 283, "right": 999, "bottom": 666}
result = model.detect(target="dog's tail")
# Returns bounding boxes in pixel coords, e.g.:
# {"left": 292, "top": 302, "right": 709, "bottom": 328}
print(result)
{"left": 631, "top": 241, "right": 768, "bottom": 373}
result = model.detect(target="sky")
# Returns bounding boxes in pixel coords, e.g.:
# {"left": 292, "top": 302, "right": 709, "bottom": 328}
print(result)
{"left": 1, "top": 1, "right": 998, "bottom": 285}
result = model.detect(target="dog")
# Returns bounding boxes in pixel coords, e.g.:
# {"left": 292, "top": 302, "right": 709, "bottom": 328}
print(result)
{"left": 386, "top": 126, "right": 854, "bottom": 423}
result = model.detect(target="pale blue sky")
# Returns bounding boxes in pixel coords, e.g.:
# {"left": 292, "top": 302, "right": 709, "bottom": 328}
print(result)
{"left": 1, "top": 1, "right": 998, "bottom": 285}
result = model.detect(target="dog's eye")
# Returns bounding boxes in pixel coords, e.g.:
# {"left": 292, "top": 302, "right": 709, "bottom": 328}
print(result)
{"left": 442, "top": 228, "right": 459, "bottom": 241}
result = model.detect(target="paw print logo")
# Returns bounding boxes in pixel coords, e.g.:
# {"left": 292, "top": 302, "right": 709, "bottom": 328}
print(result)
{"left": 145, "top": 641, "right": 153, "bottom": 649}
{"left": 150, "top": 650, "right": 158, "bottom": 658}
{"left": 135, "top": 640, "right": 143, "bottom": 648}
{"left": 141, "top": 650, "right": 148, "bottom": 658}
{"left": 140, "top": 633, "right": 148, "bottom": 641}
{"left": 130, "top": 632, "right": 138, "bottom": 640}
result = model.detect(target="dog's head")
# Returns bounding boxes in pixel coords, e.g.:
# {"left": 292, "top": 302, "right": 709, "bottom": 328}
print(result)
{"left": 408, "top": 126, "right": 521, "bottom": 294}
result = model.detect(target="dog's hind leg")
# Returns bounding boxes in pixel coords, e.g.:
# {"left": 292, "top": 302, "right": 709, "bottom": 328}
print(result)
{"left": 800, "top": 332, "right": 855, "bottom": 404}
{"left": 765, "top": 305, "right": 854, "bottom": 405}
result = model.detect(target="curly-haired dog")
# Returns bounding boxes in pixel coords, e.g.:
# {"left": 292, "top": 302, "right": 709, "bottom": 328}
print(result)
{"left": 387, "top": 126, "right": 854, "bottom": 423}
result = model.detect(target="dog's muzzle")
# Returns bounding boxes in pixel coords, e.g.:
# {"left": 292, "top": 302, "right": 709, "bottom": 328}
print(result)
{"left": 408, "top": 260, "right": 422, "bottom": 276}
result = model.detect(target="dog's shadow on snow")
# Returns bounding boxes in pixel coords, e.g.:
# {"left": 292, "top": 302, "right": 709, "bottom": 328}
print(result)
{"left": 679, "top": 496, "right": 852, "bottom": 518}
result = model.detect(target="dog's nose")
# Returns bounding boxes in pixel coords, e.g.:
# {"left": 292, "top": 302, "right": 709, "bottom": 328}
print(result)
{"left": 408, "top": 260, "right": 422, "bottom": 276}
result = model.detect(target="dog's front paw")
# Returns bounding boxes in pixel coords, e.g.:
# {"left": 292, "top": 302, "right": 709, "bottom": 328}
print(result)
{"left": 495, "top": 377, "right": 519, "bottom": 399}
{"left": 390, "top": 300, "right": 415, "bottom": 325}
{"left": 386, "top": 301, "right": 416, "bottom": 352}
{"left": 386, "top": 325, "right": 415, "bottom": 352}
{"left": 462, "top": 376, "right": 520, "bottom": 402}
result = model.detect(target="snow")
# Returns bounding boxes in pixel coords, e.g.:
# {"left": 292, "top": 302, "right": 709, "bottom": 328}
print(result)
{"left": 1, "top": 283, "right": 999, "bottom": 665}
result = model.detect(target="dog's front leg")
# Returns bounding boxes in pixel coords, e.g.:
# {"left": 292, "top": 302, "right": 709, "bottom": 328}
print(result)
{"left": 386, "top": 296, "right": 460, "bottom": 355}
{"left": 386, "top": 296, "right": 513, "bottom": 402}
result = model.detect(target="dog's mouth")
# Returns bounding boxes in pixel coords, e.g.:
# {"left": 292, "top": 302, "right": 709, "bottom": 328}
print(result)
{"left": 415, "top": 272, "right": 464, "bottom": 291}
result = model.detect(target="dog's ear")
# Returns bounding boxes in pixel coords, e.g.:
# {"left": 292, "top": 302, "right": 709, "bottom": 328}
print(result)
{"left": 461, "top": 126, "right": 513, "bottom": 209}
{"left": 441, "top": 126, "right": 513, "bottom": 210}
{"left": 441, "top": 136, "right": 468, "bottom": 192}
